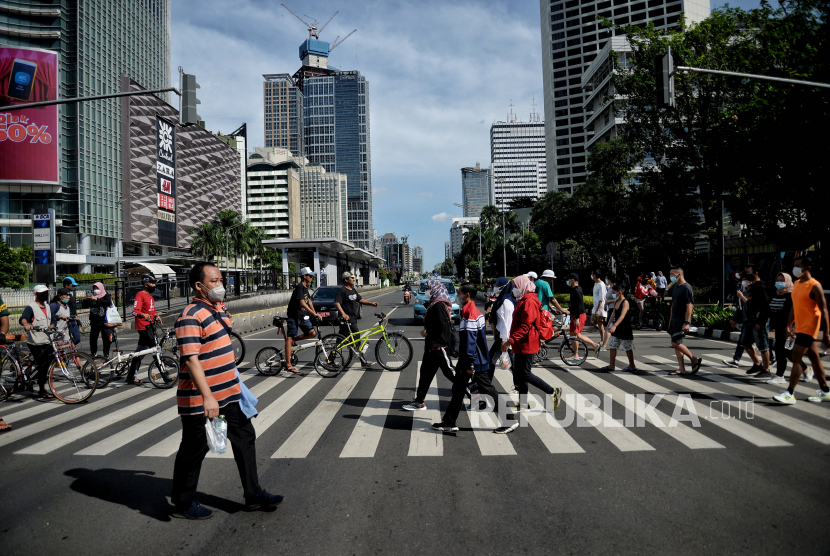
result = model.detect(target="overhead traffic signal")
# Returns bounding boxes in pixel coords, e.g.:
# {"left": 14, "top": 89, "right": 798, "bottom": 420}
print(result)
{"left": 180, "top": 73, "right": 201, "bottom": 126}
{"left": 654, "top": 47, "right": 675, "bottom": 108}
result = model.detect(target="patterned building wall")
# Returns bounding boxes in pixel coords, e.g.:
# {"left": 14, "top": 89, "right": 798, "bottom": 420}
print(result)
{"left": 121, "top": 78, "right": 241, "bottom": 248}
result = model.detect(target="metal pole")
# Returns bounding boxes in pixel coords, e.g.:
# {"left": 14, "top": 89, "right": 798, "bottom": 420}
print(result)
{"left": 0, "top": 87, "right": 181, "bottom": 111}
{"left": 478, "top": 225, "right": 482, "bottom": 284}
{"left": 673, "top": 66, "right": 830, "bottom": 89}
{"left": 502, "top": 209, "right": 506, "bottom": 277}
{"left": 721, "top": 200, "right": 726, "bottom": 307}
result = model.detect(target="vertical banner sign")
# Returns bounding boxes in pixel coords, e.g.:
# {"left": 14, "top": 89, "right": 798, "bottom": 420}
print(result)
{"left": 156, "top": 116, "right": 176, "bottom": 246}
{"left": 0, "top": 47, "right": 59, "bottom": 185}
{"left": 32, "top": 209, "right": 56, "bottom": 284}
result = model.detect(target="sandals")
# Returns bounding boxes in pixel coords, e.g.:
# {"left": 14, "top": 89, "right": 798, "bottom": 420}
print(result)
{"left": 599, "top": 365, "right": 613, "bottom": 372}
{"left": 285, "top": 366, "right": 300, "bottom": 375}
{"left": 623, "top": 367, "right": 638, "bottom": 373}
{"left": 595, "top": 345, "right": 603, "bottom": 357}
{"left": 37, "top": 390, "right": 56, "bottom": 399}
{"left": 691, "top": 357, "right": 703, "bottom": 374}
{"left": 669, "top": 370, "right": 688, "bottom": 376}
{"left": 0, "top": 419, "right": 11, "bottom": 432}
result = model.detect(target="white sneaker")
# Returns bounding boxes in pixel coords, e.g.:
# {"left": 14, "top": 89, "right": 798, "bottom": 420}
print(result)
{"left": 723, "top": 359, "right": 740, "bottom": 368}
{"left": 772, "top": 390, "right": 796, "bottom": 405}
{"left": 807, "top": 390, "right": 830, "bottom": 403}
{"left": 802, "top": 368, "right": 814, "bottom": 382}
{"left": 766, "top": 376, "right": 787, "bottom": 385}
{"left": 402, "top": 402, "right": 426, "bottom": 411}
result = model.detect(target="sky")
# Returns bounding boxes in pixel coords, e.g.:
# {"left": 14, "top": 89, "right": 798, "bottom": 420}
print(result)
{"left": 171, "top": 0, "right": 763, "bottom": 271}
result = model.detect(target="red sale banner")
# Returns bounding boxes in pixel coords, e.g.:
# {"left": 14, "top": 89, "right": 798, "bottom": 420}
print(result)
{"left": 0, "top": 47, "right": 59, "bottom": 185}
{"left": 158, "top": 193, "right": 175, "bottom": 211}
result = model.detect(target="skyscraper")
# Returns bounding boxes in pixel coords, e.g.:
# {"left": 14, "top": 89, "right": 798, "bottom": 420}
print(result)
{"left": 539, "top": 0, "right": 710, "bottom": 194}
{"left": 490, "top": 108, "right": 547, "bottom": 209}
{"left": 0, "top": 0, "right": 171, "bottom": 272}
{"left": 461, "top": 163, "right": 493, "bottom": 218}
{"left": 263, "top": 74, "right": 305, "bottom": 157}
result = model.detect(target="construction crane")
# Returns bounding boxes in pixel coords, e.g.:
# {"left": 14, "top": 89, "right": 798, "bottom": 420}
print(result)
{"left": 330, "top": 29, "right": 356, "bottom": 51}
{"left": 281, "top": 3, "right": 338, "bottom": 39}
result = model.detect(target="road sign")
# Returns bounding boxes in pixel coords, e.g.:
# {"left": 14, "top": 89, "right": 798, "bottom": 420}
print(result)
{"left": 546, "top": 242, "right": 557, "bottom": 255}
{"left": 31, "top": 209, "right": 55, "bottom": 284}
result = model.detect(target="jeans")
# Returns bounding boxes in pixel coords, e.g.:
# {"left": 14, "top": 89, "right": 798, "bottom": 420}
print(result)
{"left": 128, "top": 329, "right": 155, "bottom": 382}
{"left": 442, "top": 358, "right": 501, "bottom": 427}
{"left": 414, "top": 348, "right": 455, "bottom": 403}
{"left": 67, "top": 320, "right": 81, "bottom": 346}
{"left": 512, "top": 352, "right": 554, "bottom": 396}
{"left": 743, "top": 320, "right": 769, "bottom": 352}
{"left": 170, "top": 402, "right": 261, "bottom": 508}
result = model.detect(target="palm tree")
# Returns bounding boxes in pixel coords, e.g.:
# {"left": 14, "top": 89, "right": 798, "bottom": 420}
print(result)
{"left": 189, "top": 221, "right": 221, "bottom": 260}
{"left": 479, "top": 205, "right": 499, "bottom": 233}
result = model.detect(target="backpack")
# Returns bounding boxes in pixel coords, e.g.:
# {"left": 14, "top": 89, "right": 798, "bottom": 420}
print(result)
{"left": 448, "top": 323, "right": 460, "bottom": 358}
{"left": 537, "top": 309, "right": 554, "bottom": 341}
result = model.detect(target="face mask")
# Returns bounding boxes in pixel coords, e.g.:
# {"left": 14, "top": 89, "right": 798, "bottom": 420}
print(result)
{"left": 201, "top": 283, "right": 225, "bottom": 302}
{"left": 60, "top": 297, "right": 69, "bottom": 304}
{"left": 741, "top": 280, "right": 749, "bottom": 288}
{"left": 37, "top": 293, "right": 49, "bottom": 302}
{"left": 793, "top": 267, "right": 803, "bottom": 278}
{"left": 92, "top": 289, "right": 100, "bottom": 296}
{"left": 774, "top": 281, "right": 786, "bottom": 290}
{"left": 611, "top": 293, "right": 618, "bottom": 300}
{"left": 735, "top": 273, "right": 741, "bottom": 279}
{"left": 512, "top": 288, "right": 521, "bottom": 298}
{"left": 146, "top": 285, "right": 156, "bottom": 293}
{"left": 605, "top": 279, "right": 610, "bottom": 285}
{"left": 566, "top": 281, "right": 572, "bottom": 287}
{"left": 670, "top": 276, "right": 678, "bottom": 283}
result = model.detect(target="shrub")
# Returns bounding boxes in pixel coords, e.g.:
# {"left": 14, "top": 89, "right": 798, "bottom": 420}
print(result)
{"left": 692, "top": 302, "right": 734, "bottom": 330}
{"left": 65, "top": 272, "right": 117, "bottom": 284}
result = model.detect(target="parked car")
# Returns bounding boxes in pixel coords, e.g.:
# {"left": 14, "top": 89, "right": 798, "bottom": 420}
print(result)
{"left": 310, "top": 286, "right": 361, "bottom": 323}
{"left": 413, "top": 279, "right": 460, "bottom": 324}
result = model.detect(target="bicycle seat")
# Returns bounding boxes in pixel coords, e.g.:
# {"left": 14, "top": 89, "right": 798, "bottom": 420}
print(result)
{"left": 374, "top": 313, "right": 386, "bottom": 319}
{"left": 272, "top": 316, "right": 287, "bottom": 326}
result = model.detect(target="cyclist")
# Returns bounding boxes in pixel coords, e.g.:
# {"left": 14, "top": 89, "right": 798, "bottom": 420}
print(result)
{"left": 285, "top": 267, "right": 322, "bottom": 374}
{"left": 49, "top": 288, "right": 73, "bottom": 343}
{"left": 333, "top": 271, "right": 379, "bottom": 368}
{"left": 564, "top": 273, "right": 601, "bottom": 362}
{"left": 129, "top": 274, "right": 160, "bottom": 385}
{"left": 19, "top": 285, "right": 55, "bottom": 399}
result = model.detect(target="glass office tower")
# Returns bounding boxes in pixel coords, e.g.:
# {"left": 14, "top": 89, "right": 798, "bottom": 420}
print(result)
{"left": 263, "top": 73, "right": 305, "bottom": 157}
{"left": 461, "top": 164, "right": 493, "bottom": 218}
{"left": 0, "top": 0, "right": 170, "bottom": 271}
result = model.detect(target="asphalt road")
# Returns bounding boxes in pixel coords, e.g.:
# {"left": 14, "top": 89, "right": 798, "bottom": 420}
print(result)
{"left": 1, "top": 288, "right": 829, "bottom": 555}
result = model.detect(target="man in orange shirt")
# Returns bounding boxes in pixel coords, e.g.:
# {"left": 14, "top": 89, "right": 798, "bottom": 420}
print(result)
{"left": 773, "top": 256, "right": 830, "bottom": 405}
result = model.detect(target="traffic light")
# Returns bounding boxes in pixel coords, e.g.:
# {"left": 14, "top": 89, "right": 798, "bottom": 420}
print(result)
{"left": 180, "top": 73, "right": 201, "bottom": 126}
{"left": 654, "top": 47, "right": 675, "bottom": 108}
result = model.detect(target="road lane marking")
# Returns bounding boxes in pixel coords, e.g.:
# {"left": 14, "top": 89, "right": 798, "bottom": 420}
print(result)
{"left": 340, "top": 371, "right": 401, "bottom": 458}
{"left": 408, "top": 362, "right": 443, "bottom": 456}
{"left": 702, "top": 352, "right": 827, "bottom": 398}
{"left": 272, "top": 367, "right": 364, "bottom": 458}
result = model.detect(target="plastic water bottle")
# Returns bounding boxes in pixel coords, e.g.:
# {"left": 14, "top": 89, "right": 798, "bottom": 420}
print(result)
{"left": 784, "top": 336, "right": 795, "bottom": 351}
{"left": 361, "top": 343, "right": 369, "bottom": 354}
{"left": 213, "top": 415, "right": 228, "bottom": 454}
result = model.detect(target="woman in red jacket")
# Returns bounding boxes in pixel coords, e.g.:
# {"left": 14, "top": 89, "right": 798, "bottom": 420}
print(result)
{"left": 501, "top": 275, "right": 561, "bottom": 424}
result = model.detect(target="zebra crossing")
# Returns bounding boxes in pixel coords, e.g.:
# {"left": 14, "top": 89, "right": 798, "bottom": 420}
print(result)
{"left": 2, "top": 353, "right": 830, "bottom": 460}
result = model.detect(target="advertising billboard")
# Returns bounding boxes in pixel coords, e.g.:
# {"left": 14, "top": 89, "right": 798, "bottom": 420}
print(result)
{"left": 0, "top": 47, "right": 59, "bottom": 185}
{"left": 156, "top": 116, "right": 177, "bottom": 247}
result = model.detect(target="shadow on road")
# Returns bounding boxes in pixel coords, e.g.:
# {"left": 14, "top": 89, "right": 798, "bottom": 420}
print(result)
{"left": 65, "top": 468, "right": 244, "bottom": 521}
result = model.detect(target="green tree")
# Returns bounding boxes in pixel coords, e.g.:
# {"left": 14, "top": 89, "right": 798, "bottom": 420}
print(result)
{"left": 0, "top": 242, "right": 27, "bottom": 288}
{"left": 440, "top": 257, "right": 455, "bottom": 276}
{"left": 189, "top": 221, "right": 222, "bottom": 260}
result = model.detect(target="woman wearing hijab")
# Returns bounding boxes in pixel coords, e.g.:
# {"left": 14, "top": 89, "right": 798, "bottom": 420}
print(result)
{"left": 83, "top": 281, "right": 115, "bottom": 359}
{"left": 488, "top": 277, "right": 516, "bottom": 379}
{"left": 403, "top": 279, "right": 456, "bottom": 411}
{"left": 499, "top": 275, "right": 561, "bottom": 433}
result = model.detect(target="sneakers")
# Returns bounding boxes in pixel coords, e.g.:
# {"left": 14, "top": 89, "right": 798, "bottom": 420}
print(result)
{"left": 402, "top": 401, "right": 426, "bottom": 411}
{"left": 745, "top": 365, "right": 762, "bottom": 375}
{"left": 753, "top": 370, "right": 773, "bottom": 380}
{"left": 766, "top": 376, "right": 787, "bottom": 385}
{"left": 807, "top": 389, "right": 830, "bottom": 403}
{"left": 171, "top": 501, "right": 213, "bottom": 520}
{"left": 360, "top": 359, "right": 375, "bottom": 368}
{"left": 494, "top": 423, "right": 519, "bottom": 434}
{"left": 431, "top": 421, "right": 459, "bottom": 432}
{"left": 550, "top": 387, "right": 562, "bottom": 410}
{"left": 772, "top": 390, "right": 797, "bottom": 405}
{"left": 723, "top": 359, "right": 740, "bottom": 368}
{"left": 245, "top": 489, "right": 284, "bottom": 510}
{"left": 801, "top": 368, "right": 814, "bottom": 382}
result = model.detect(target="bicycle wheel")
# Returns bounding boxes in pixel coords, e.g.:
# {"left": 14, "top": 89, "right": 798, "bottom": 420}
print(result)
{"left": 89, "top": 355, "right": 113, "bottom": 387}
{"left": 654, "top": 313, "right": 666, "bottom": 332}
{"left": 147, "top": 355, "right": 179, "bottom": 389}
{"left": 317, "top": 334, "right": 352, "bottom": 368}
{"left": 534, "top": 344, "right": 548, "bottom": 364}
{"left": 0, "top": 352, "right": 21, "bottom": 401}
{"left": 50, "top": 352, "right": 97, "bottom": 404}
{"left": 255, "top": 347, "right": 283, "bottom": 376}
{"left": 230, "top": 331, "right": 246, "bottom": 366}
{"left": 314, "top": 345, "right": 346, "bottom": 378}
{"left": 559, "top": 338, "right": 588, "bottom": 366}
{"left": 375, "top": 332, "right": 413, "bottom": 371}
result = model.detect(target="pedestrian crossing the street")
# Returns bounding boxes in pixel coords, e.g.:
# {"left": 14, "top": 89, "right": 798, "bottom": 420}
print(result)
{"left": 3, "top": 353, "right": 830, "bottom": 461}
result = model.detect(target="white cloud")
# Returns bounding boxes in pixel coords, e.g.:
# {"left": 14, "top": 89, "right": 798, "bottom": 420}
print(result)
{"left": 431, "top": 212, "right": 454, "bottom": 222}
{"left": 374, "top": 187, "right": 389, "bottom": 196}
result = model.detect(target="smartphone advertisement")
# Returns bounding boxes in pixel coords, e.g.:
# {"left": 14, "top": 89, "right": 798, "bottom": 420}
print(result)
{"left": 0, "top": 47, "right": 59, "bottom": 185}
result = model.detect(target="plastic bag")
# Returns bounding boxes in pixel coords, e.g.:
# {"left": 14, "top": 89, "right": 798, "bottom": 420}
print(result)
{"left": 205, "top": 416, "right": 228, "bottom": 454}
{"left": 499, "top": 351, "right": 511, "bottom": 370}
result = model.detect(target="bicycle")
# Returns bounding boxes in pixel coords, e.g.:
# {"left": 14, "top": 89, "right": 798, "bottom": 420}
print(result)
{"left": 534, "top": 313, "right": 590, "bottom": 366}
{"left": 155, "top": 320, "right": 244, "bottom": 366}
{"left": 90, "top": 323, "right": 178, "bottom": 389}
{"left": 640, "top": 296, "right": 667, "bottom": 331}
{"left": 0, "top": 328, "right": 98, "bottom": 404}
{"left": 315, "top": 312, "right": 413, "bottom": 377}
{"left": 254, "top": 317, "right": 343, "bottom": 378}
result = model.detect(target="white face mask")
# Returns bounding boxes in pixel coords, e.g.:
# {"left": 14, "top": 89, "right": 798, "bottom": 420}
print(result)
{"left": 793, "top": 266, "right": 803, "bottom": 278}
{"left": 741, "top": 280, "right": 749, "bottom": 288}
{"left": 734, "top": 273, "right": 741, "bottom": 279}
{"left": 92, "top": 289, "right": 100, "bottom": 296}
{"left": 200, "top": 283, "right": 226, "bottom": 302}
{"left": 512, "top": 288, "right": 522, "bottom": 298}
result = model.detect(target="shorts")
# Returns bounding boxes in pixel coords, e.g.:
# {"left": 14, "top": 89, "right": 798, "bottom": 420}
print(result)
{"left": 569, "top": 313, "right": 586, "bottom": 335}
{"left": 286, "top": 317, "right": 313, "bottom": 339}
{"left": 591, "top": 313, "right": 606, "bottom": 325}
{"left": 609, "top": 336, "right": 634, "bottom": 352}
{"left": 746, "top": 320, "right": 769, "bottom": 352}
{"left": 795, "top": 333, "right": 815, "bottom": 348}
{"left": 668, "top": 319, "right": 686, "bottom": 345}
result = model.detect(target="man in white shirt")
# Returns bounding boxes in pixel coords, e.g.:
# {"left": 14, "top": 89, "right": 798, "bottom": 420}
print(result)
{"left": 591, "top": 269, "right": 608, "bottom": 337}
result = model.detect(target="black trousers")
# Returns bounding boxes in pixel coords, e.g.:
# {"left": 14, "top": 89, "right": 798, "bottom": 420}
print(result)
{"left": 772, "top": 336, "right": 793, "bottom": 377}
{"left": 512, "top": 352, "right": 554, "bottom": 396}
{"left": 88, "top": 323, "right": 112, "bottom": 357}
{"left": 128, "top": 329, "right": 155, "bottom": 382}
{"left": 28, "top": 343, "right": 52, "bottom": 389}
{"left": 415, "top": 348, "right": 455, "bottom": 403}
{"left": 442, "top": 358, "right": 501, "bottom": 427}
{"left": 171, "top": 402, "right": 262, "bottom": 508}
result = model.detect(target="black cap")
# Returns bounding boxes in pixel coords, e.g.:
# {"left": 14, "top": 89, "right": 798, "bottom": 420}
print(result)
{"left": 142, "top": 273, "right": 156, "bottom": 284}
{"left": 567, "top": 272, "right": 579, "bottom": 281}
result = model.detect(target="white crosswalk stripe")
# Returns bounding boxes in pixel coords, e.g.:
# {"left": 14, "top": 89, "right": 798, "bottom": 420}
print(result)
{"left": 340, "top": 371, "right": 400, "bottom": 458}
{"left": 408, "top": 362, "right": 443, "bottom": 456}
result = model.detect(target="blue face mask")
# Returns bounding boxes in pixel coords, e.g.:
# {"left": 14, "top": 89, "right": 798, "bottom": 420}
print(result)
{"left": 611, "top": 293, "right": 618, "bottom": 300}
{"left": 775, "top": 281, "right": 786, "bottom": 290}
{"left": 670, "top": 276, "right": 678, "bottom": 283}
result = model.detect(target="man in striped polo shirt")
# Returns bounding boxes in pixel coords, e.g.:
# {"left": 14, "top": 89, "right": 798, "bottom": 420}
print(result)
{"left": 170, "top": 262, "right": 282, "bottom": 520}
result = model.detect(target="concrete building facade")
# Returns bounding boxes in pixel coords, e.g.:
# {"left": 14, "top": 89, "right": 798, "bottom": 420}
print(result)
{"left": 246, "top": 148, "right": 301, "bottom": 240}
{"left": 450, "top": 217, "right": 479, "bottom": 258}
{"left": 490, "top": 112, "right": 547, "bottom": 209}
